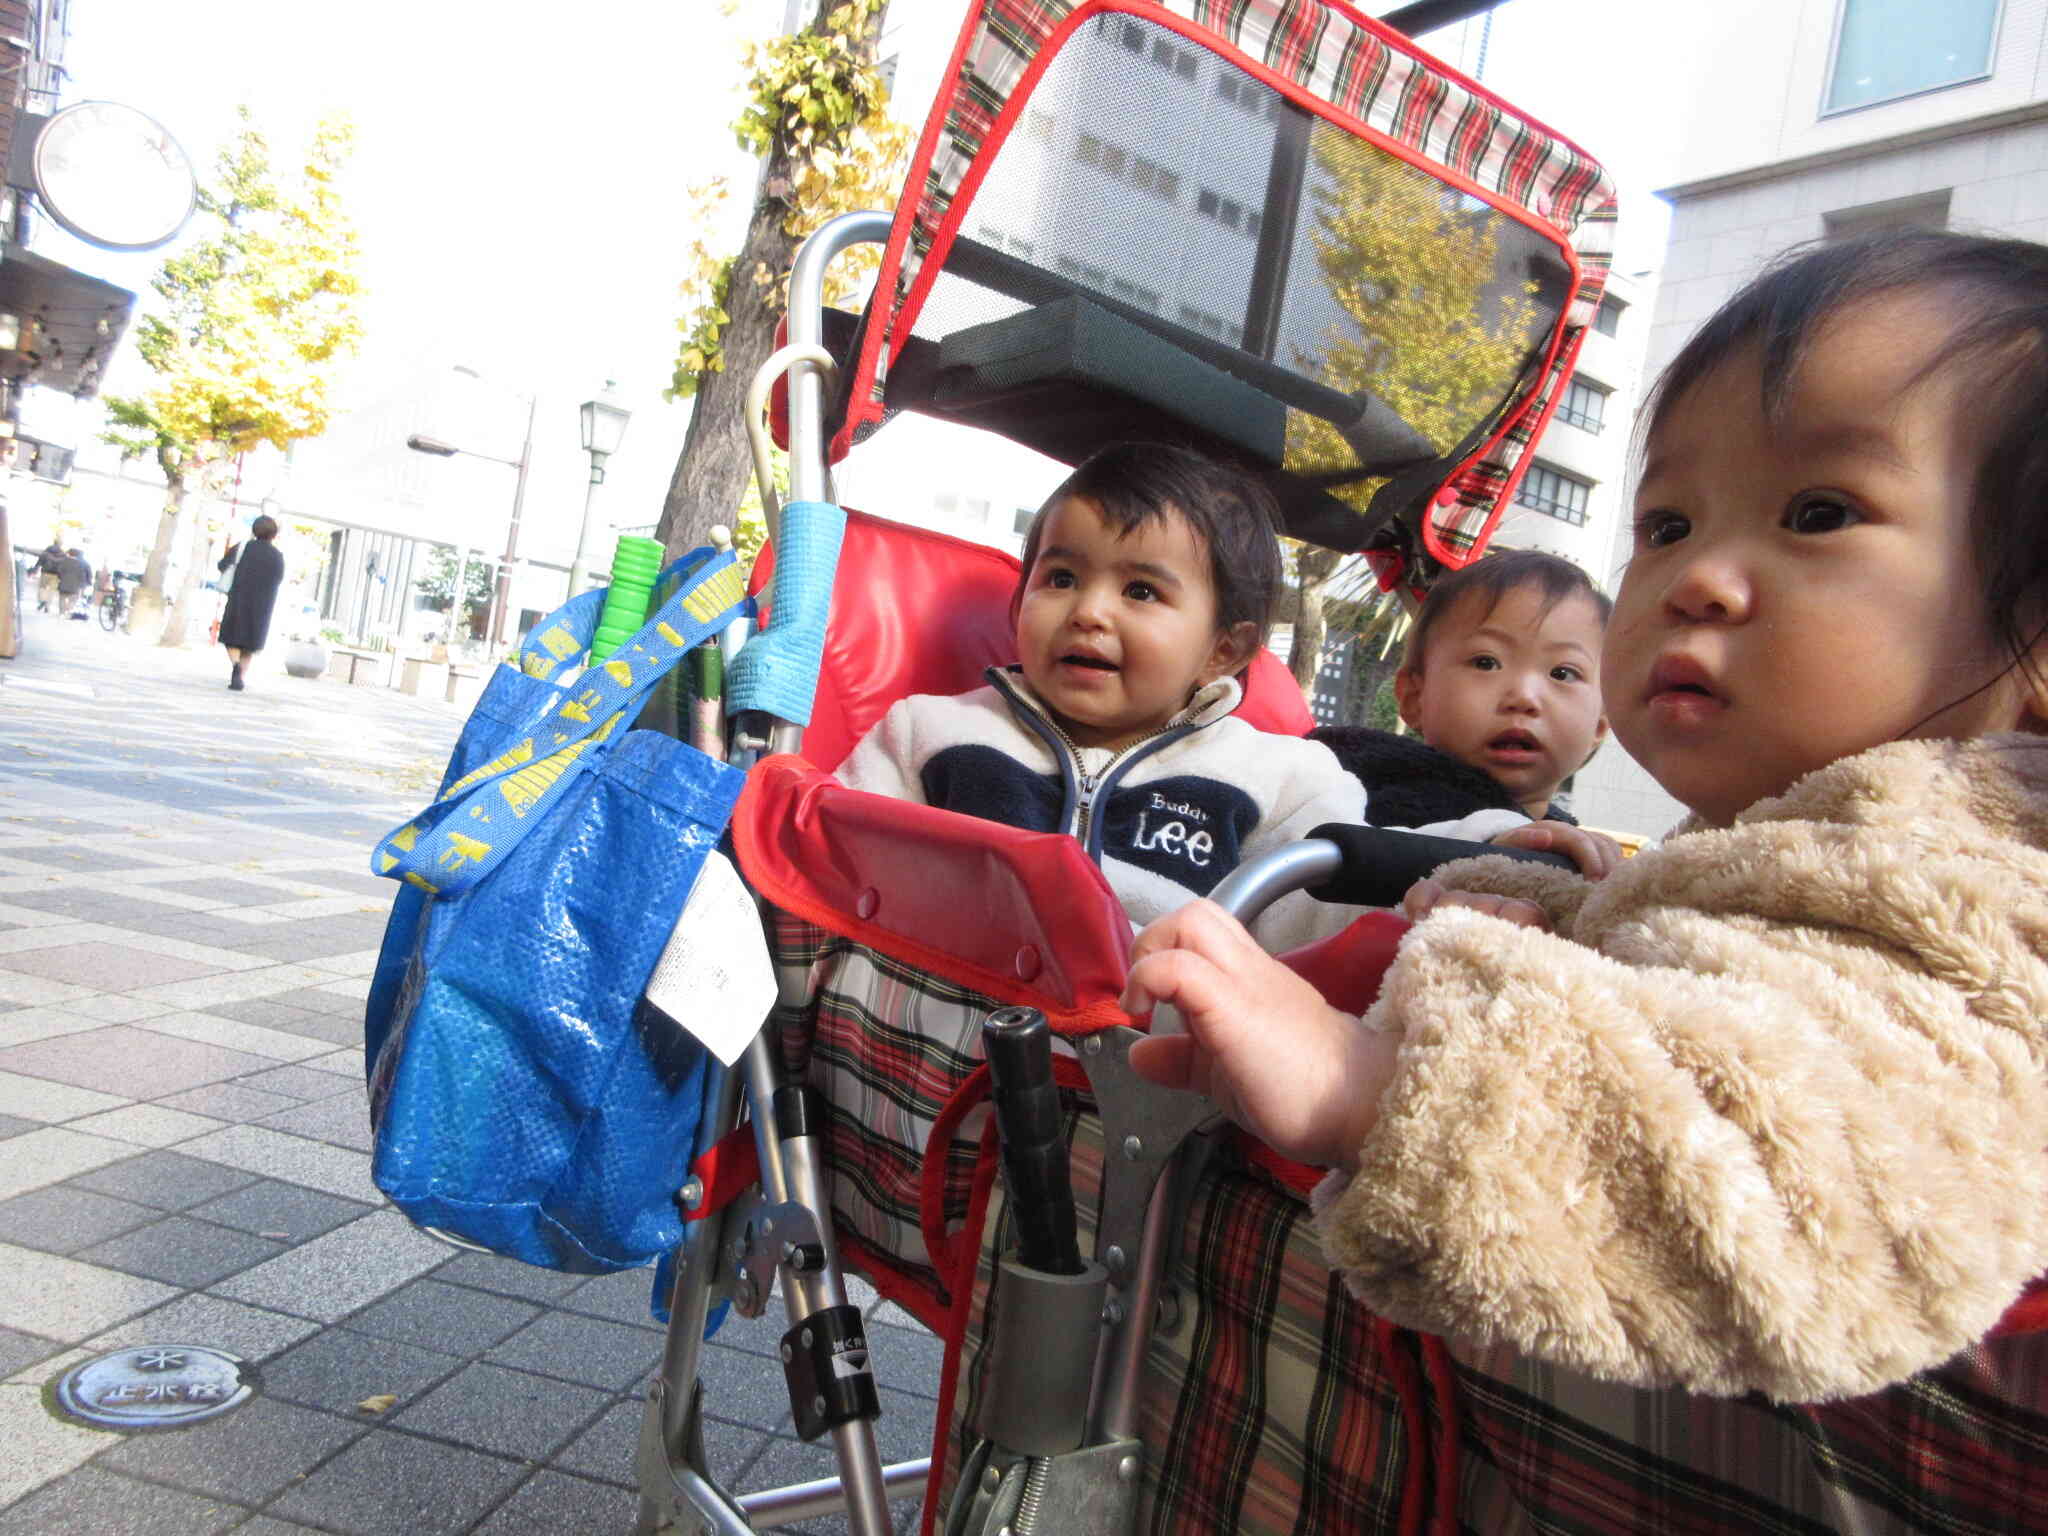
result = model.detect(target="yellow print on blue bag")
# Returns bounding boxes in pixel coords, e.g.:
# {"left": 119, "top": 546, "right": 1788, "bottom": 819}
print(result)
{"left": 496, "top": 715, "right": 620, "bottom": 818}
{"left": 435, "top": 831, "right": 493, "bottom": 875}
{"left": 521, "top": 624, "right": 583, "bottom": 679}
{"left": 443, "top": 738, "right": 535, "bottom": 799}
{"left": 558, "top": 689, "right": 602, "bottom": 724}
{"left": 680, "top": 564, "right": 746, "bottom": 626}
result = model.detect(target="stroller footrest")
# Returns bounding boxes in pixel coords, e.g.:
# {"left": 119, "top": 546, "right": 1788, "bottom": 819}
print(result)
{"left": 781, "top": 1304, "right": 879, "bottom": 1442}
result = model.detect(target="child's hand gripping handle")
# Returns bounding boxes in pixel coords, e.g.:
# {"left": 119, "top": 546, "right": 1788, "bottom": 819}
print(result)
{"left": 1304, "top": 824, "right": 1574, "bottom": 910}
{"left": 983, "top": 1006, "right": 1083, "bottom": 1277}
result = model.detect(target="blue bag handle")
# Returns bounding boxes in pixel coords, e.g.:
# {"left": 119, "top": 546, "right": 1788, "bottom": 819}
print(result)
{"left": 372, "top": 546, "right": 751, "bottom": 896}
{"left": 725, "top": 498, "right": 846, "bottom": 727}
{"left": 511, "top": 551, "right": 710, "bottom": 683}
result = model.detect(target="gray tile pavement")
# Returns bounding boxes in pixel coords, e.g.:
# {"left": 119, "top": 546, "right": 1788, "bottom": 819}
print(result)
{"left": 0, "top": 614, "right": 940, "bottom": 1532}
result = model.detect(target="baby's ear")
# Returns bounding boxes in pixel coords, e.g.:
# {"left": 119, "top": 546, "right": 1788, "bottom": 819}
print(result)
{"left": 1391, "top": 667, "right": 1424, "bottom": 731}
{"left": 2018, "top": 654, "right": 2048, "bottom": 732}
{"left": 1204, "top": 621, "right": 1260, "bottom": 682}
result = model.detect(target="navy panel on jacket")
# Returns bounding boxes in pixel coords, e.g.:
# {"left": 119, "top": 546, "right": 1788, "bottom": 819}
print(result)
{"left": 922, "top": 745, "right": 1063, "bottom": 833}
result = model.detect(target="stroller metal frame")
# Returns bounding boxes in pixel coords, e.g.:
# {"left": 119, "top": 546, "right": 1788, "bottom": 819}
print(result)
{"left": 636, "top": 210, "right": 907, "bottom": 1536}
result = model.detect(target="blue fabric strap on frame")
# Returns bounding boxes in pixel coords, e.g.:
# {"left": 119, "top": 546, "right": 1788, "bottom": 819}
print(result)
{"left": 726, "top": 498, "right": 845, "bottom": 727}
{"left": 371, "top": 547, "right": 750, "bottom": 897}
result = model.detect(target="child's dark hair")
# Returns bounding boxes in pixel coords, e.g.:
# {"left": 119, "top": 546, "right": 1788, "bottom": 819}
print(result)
{"left": 1017, "top": 442, "right": 1283, "bottom": 652}
{"left": 1644, "top": 229, "right": 2048, "bottom": 697}
{"left": 1401, "top": 548, "right": 1610, "bottom": 675}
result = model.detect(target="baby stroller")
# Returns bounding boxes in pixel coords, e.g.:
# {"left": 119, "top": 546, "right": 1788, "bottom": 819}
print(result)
{"left": 626, "top": 3, "right": 1626, "bottom": 1532}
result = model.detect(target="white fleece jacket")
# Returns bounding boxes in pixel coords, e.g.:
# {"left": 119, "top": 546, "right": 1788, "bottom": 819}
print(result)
{"left": 838, "top": 667, "right": 1524, "bottom": 953}
{"left": 1313, "top": 734, "right": 2048, "bottom": 1403}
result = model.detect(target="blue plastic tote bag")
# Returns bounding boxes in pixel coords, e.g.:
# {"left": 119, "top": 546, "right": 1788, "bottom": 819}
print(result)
{"left": 366, "top": 547, "right": 751, "bottom": 1273}
{"left": 363, "top": 581, "right": 610, "bottom": 1072}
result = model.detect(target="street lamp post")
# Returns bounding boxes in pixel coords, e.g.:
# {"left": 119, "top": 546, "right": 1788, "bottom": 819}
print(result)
{"left": 570, "top": 385, "right": 631, "bottom": 596}
{"left": 405, "top": 384, "right": 535, "bottom": 647}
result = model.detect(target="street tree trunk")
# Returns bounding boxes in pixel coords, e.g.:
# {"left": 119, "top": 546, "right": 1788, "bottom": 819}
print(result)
{"left": 653, "top": 0, "right": 878, "bottom": 561}
{"left": 161, "top": 490, "right": 217, "bottom": 649}
{"left": 1288, "top": 543, "right": 1345, "bottom": 695}
{"left": 654, "top": 201, "right": 803, "bottom": 559}
{"left": 128, "top": 446, "right": 188, "bottom": 641}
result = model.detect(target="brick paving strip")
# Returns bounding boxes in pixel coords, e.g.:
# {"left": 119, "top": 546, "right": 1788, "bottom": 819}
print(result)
{"left": 0, "top": 616, "right": 939, "bottom": 1534}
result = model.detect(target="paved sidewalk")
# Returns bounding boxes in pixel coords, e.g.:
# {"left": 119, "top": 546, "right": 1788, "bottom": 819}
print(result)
{"left": 0, "top": 614, "right": 938, "bottom": 1534}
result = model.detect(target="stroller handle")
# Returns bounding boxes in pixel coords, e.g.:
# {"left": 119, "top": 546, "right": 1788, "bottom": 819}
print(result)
{"left": 983, "top": 1006, "right": 1086, "bottom": 1277}
{"left": 1210, "top": 826, "right": 1575, "bottom": 926}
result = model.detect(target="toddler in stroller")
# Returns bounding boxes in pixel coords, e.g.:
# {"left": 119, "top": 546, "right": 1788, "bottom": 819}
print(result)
{"left": 1123, "top": 229, "right": 2048, "bottom": 1529}
{"left": 838, "top": 442, "right": 1617, "bottom": 954}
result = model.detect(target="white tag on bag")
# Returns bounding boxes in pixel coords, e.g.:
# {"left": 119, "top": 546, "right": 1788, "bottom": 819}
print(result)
{"left": 643, "top": 850, "right": 778, "bottom": 1067}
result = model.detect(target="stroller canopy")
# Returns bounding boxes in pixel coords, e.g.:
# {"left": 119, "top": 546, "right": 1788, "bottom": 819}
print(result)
{"left": 828, "top": 0, "right": 1617, "bottom": 584}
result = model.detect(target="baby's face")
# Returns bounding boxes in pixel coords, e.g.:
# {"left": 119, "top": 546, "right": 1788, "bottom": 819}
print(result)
{"left": 1014, "top": 496, "right": 1245, "bottom": 750}
{"left": 1398, "top": 585, "right": 1608, "bottom": 817}
{"left": 1610, "top": 292, "right": 2038, "bottom": 826}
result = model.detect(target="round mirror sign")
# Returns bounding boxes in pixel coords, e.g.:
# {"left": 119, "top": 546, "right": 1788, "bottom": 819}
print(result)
{"left": 55, "top": 1344, "right": 253, "bottom": 1430}
{"left": 31, "top": 100, "right": 196, "bottom": 252}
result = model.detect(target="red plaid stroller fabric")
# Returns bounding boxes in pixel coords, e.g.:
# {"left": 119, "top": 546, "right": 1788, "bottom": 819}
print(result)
{"left": 731, "top": 746, "right": 2048, "bottom": 1534}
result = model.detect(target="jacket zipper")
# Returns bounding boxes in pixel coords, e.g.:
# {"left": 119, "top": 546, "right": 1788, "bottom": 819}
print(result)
{"left": 987, "top": 669, "right": 1201, "bottom": 857}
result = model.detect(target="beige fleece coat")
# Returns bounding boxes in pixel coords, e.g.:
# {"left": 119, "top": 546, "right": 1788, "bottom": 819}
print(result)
{"left": 1312, "top": 735, "right": 2048, "bottom": 1403}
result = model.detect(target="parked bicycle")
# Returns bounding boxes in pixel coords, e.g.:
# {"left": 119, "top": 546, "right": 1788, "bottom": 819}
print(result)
{"left": 97, "top": 573, "right": 135, "bottom": 632}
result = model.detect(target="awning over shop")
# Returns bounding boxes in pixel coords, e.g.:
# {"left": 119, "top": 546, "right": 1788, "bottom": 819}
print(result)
{"left": 0, "top": 241, "right": 135, "bottom": 400}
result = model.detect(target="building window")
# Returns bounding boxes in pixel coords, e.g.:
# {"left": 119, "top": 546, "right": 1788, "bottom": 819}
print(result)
{"left": 1023, "top": 109, "right": 1055, "bottom": 142}
{"left": 1177, "top": 303, "right": 1244, "bottom": 346}
{"left": 1013, "top": 508, "right": 1036, "bottom": 536}
{"left": 1108, "top": 275, "right": 1163, "bottom": 313}
{"left": 1196, "top": 187, "right": 1257, "bottom": 237}
{"left": 1056, "top": 254, "right": 1110, "bottom": 291}
{"left": 1128, "top": 156, "right": 1180, "bottom": 202}
{"left": 1824, "top": 189, "right": 1951, "bottom": 240}
{"left": 1592, "top": 295, "right": 1624, "bottom": 338}
{"left": 1515, "top": 463, "right": 1591, "bottom": 526}
{"left": 1823, "top": 0, "right": 2000, "bottom": 115}
{"left": 1119, "top": 19, "right": 1146, "bottom": 53}
{"left": 1075, "top": 133, "right": 1127, "bottom": 179}
{"left": 1151, "top": 36, "right": 1200, "bottom": 80}
{"left": 1215, "top": 74, "right": 1282, "bottom": 119}
{"left": 1558, "top": 378, "right": 1607, "bottom": 434}
{"left": 1076, "top": 135, "right": 1178, "bottom": 204}
{"left": 976, "top": 225, "right": 1037, "bottom": 261}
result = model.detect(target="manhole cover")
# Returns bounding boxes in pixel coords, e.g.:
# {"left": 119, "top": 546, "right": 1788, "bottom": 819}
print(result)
{"left": 54, "top": 1345, "right": 253, "bottom": 1430}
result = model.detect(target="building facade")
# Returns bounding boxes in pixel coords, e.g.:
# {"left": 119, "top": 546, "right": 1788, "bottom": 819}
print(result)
{"left": 1572, "top": 0, "right": 2048, "bottom": 838}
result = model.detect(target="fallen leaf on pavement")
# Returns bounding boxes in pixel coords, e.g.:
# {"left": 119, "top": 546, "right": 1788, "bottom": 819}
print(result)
{"left": 355, "top": 1394, "right": 397, "bottom": 1415}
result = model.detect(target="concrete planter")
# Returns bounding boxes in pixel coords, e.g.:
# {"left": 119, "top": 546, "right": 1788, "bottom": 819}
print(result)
{"left": 283, "top": 640, "right": 329, "bottom": 679}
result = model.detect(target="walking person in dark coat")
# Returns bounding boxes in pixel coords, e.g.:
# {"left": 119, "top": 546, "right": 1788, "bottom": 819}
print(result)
{"left": 31, "top": 541, "right": 62, "bottom": 612}
{"left": 57, "top": 548, "right": 90, "bottom": 618}
{"left": 218, "top": 514, "right": 284, "bottom": 691}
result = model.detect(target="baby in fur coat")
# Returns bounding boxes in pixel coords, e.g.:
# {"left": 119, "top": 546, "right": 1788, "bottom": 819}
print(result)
{"left": 1124, "top": 230, "right": 2048, "bottom": 1415}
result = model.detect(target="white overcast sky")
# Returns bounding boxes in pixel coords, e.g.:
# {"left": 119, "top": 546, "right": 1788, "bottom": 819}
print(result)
{"left": 36, "top": 0, "right": 1685, "bottom": 546}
